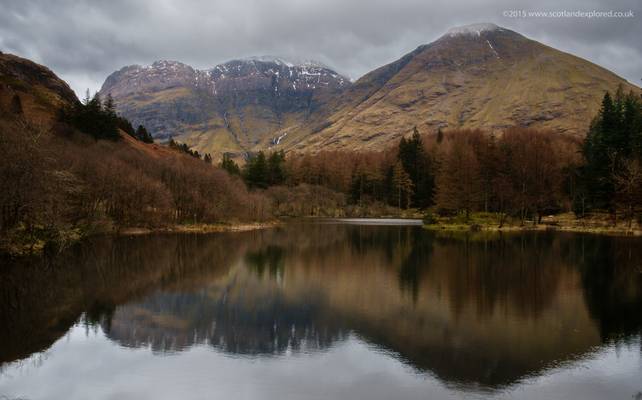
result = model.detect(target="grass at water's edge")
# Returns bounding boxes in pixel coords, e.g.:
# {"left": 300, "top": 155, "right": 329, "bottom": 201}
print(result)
{"left": 0, "top": 221, "right": 281, "bottom": 257}
{"left": 4, "top": 212, "right": 640, "bottom": 257}
{"left": 117, "top": 221, "right": 281, "bottom": 235}
{"left": 422, "top": 212, "right": 642, "bottom": 237}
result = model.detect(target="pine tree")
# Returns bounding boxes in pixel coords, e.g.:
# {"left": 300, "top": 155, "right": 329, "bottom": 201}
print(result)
{"left": 581, "top": 90, "right": 642, "bottom": 211}
{"left": 220, "top": 154, "right": 241, "bottom": 175}
{"left": 104, "top": 94, "right": 116, "bottom": 118}
{"left": 135, "top": 125, "right": 154, "bottom": 143}
{"left": 117, "top": 117, "right": 136, "bottom": 137}
{"left": 267, "top": 151, "right": 285, "bottom": 185}
{"left": 244, "top": 151, "right": 269, "bottom": 188}
{"left": 397, "top": 127, "right": 434, "bottom": 208}
{"left": 59, "top": 92, "right": 120, "bottom": 141}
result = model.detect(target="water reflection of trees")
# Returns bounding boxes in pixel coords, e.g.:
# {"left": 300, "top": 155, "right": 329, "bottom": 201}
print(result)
{"left": 245, "top": 245, "right": 285, "bottom": 280}
{"left": 563, "top": 234, "right": 642, "bottom": 340}
{"left": 2, "top": 224, "right": 642, "bottom": 389}
{"left": 236, "top": 226, "right": 642, "bottom": 387}
{"left": 0, "top": 232, "right": 246, "bottom": 364}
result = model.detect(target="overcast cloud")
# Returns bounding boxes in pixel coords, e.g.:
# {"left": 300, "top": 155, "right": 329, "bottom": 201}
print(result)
{"left": 0, "top": 0, "right": 640, "bottom": 96}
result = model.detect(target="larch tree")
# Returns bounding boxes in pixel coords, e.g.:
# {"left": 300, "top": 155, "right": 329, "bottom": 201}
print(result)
{"left": 435, "top": 137, "right": 482, "bottom": 221}
{"left": 392, "top": 161, "right": 413, "bottom": 209}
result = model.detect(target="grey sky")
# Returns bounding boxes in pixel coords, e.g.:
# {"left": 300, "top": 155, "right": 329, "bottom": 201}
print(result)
{"left": 0, "top": 0, "right": 640, "bottom": 97}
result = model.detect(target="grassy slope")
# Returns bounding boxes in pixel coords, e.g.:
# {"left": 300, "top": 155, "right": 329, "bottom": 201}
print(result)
{"left": 288, "top": 31, "right": 640, "bottom": 153}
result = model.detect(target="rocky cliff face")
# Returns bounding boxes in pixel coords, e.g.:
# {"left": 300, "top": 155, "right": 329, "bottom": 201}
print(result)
{"left": 100, "top": 57, "right": 350, "bottom": 158}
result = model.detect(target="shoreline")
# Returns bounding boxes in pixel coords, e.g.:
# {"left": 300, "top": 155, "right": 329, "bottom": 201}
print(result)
{"left": 1, "top": 221, "right": 281, "bottom": 257}
{"left": 4, "top": 215, "right": 641, "bottom": 257}
{"left": 423, "top": 221, "right": 642, "bottom": 237}
{"left": 421, "top": 212, "right": 642, "bottom": 237}
{"left": 116, "top": 221, "right": 281, "bottom": 236}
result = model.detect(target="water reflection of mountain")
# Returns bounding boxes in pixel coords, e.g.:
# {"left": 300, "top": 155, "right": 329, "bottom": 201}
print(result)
{"left": 103, "top": 282, "right": 348, "bottom": 355}
{"left": 3, "top": 224, "right": 642, "bottom": 389}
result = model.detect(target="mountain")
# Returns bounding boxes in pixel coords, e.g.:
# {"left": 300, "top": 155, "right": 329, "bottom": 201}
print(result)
{"left": 99, "top": 57, "right": 350, "bottom": 158}
{"left": 101, "top": 23, "right": 640, "bottom": 157}
{"left": 287, "top": 23, "right": 639, "bottom": 151}
{"left": 287, "top": 23, "right": 640, "bottom": 151}
{"left": 0, "top": 50, "right": 200, "bottom": 169}
{"left": 0, "top": 51, "right": 179, "bottom": 159}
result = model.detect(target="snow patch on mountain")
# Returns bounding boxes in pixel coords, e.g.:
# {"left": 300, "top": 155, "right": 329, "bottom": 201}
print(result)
{"left": 101, "top": 56, "right": 350, "bottom": 99}
{"left": 486, "top": 40, "right": 500, "bottom": 58}
{"left": 445, "top": 23, "right": 501, "bottom": 37}
{"left": 239, "top": 55, "right": 334, "bottom": 70}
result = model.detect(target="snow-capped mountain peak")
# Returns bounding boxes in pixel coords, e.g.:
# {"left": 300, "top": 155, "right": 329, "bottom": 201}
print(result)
{"left": 444, "top": 23, "right": 502, "bottom": 37}
{"left": 234, "top": 55, "right": 337, "bottom": 72}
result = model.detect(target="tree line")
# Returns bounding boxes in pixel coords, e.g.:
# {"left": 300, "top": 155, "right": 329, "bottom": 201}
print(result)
{"left": 168, "top": 138, "right": 213, "bottom": 163}
{"left": 60, "top": 91, "right": 154, "bottom": 143}
{"left": 224, "top": 89, "right": 641, "bottom": 225}
{"left": 577, "top": 88, "right": 642, "bottom": 222}
{"left": 2, "top": 85, "right": 640, "bottom": 253}
{"left": 270, "top": 127, "right": 578, "bottom": 222}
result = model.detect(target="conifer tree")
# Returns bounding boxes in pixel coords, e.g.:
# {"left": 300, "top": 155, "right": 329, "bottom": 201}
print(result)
{"left": 267, "top": 151, "right": 286, "bottom": 185}
{"left": 104, "top": 94, "right": 116, "bottom": 118}
{"left": 581, "top": 90, "right": 642, "bottom": 212}
{"left": 135, "top": 125, "right": 154, "bottom": 143}
{"left": 397, "top": 127, "right": 434, "bottom": 208}
{"left": 244, "top": 151, "right": 269, "bottom": 188}
{"left": 220, "top": 154, "right": 241, "bottom": 175}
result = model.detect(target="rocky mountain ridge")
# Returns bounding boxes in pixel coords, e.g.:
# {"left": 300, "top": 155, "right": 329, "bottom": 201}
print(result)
{"left": 100, "top": 57, "right": 350, "bottom": 157}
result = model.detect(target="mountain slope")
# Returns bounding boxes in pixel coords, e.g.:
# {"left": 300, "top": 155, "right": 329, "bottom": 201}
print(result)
{"left": 100, "top": 24, "right": 640, "bottom": 157}
{"left": 0, "top": 51, "right": 77, "bottom": 122}
{"left": 287, "top": 23, "right": 640, "bottom": 152}
{"left": 100, "top": 57, "right": 350, "bottom": 159}
{"left": 1, "top": 51, "right": 271, "bottom": 254}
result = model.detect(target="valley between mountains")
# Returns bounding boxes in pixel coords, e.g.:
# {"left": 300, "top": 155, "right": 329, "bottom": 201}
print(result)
{"left": 2, "top": 22, "right": 642, "bottom": 255}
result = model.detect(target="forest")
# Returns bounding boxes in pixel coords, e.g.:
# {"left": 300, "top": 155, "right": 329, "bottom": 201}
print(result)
{"left": 1, "top": 88, "right": 641, "bottom": 254}
{"left": 229, "top": 88, "right": 642, "bottom": 226}
{"left": 0, "top": 93, "right": 270, "bottom": 253}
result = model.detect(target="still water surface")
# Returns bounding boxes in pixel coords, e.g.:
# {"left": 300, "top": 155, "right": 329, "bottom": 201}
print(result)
{"left": 1, "top": 220, "right": 641, "bottom": 399}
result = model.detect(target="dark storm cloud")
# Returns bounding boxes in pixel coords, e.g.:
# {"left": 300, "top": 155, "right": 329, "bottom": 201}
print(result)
{"left": 0, "top": 0, "right": 640, "bottom": 96}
